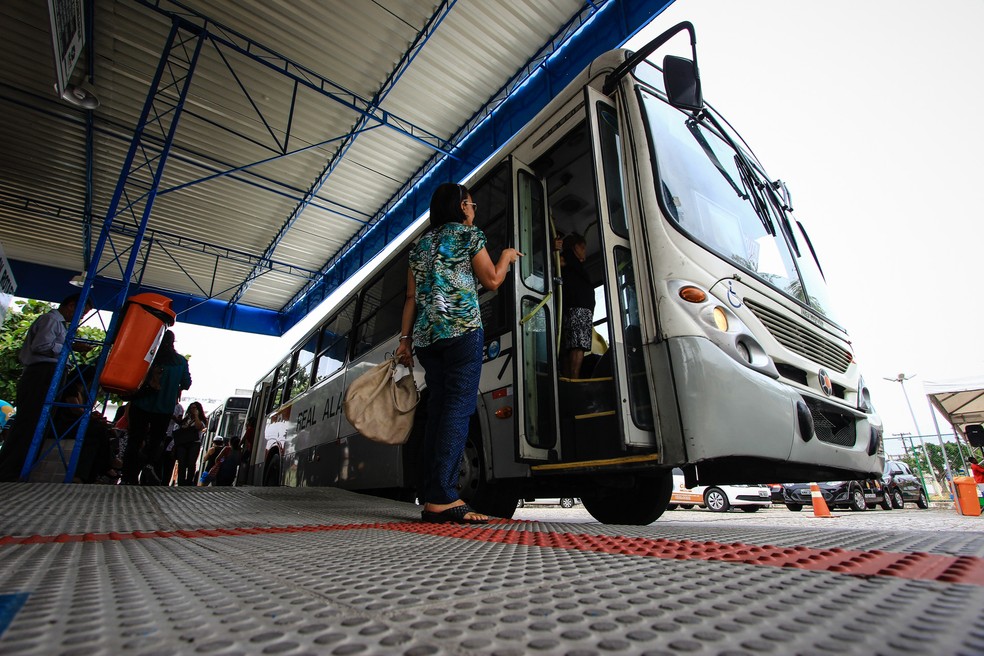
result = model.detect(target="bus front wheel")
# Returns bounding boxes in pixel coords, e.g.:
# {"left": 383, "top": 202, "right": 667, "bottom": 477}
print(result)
{"left": 580, "top": 472, "right": 672, "bottom": 525}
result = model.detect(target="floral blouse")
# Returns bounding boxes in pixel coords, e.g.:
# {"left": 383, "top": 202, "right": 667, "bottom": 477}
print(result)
{"left": 409, "top": 222, "right": 487, "bottom": 348}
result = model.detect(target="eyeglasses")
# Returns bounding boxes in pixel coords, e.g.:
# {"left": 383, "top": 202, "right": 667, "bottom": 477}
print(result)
{"left": 463, "top": 201, "right": 478, "bottom": 209}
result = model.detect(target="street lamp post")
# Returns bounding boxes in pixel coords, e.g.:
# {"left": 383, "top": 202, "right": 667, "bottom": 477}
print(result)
{"left": 884, "top": 373, "right": 946, "bottom": 497}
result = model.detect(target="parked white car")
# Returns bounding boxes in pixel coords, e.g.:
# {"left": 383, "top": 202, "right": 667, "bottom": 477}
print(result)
{"left": 517, "top": 498, "right": 578, "bottom": 508}
{"left": 668, "top": 469, "right": 771, "bottom": 512}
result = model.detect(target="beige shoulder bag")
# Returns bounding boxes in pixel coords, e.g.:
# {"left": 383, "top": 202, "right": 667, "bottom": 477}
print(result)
{"left": 342, "top": 357, "right": 420, "bottom": 445}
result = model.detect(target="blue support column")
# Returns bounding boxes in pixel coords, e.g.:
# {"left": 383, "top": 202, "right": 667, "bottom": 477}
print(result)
{"left": 19, "top": 20, "right": 207, "bottom": 482}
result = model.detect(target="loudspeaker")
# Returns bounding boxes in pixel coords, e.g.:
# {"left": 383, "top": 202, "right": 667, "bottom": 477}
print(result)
{"left": 966, "top": 424, "right": 984, "bottom": 447}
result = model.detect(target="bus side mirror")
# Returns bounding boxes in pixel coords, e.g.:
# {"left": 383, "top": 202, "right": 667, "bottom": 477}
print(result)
{"left": 663, "top": 55, "right": 703, "bottom": 111}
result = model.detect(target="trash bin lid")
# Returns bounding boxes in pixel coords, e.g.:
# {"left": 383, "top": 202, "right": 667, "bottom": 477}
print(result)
{"left": 127, "top": 293, "right": 176, "bottom": 324}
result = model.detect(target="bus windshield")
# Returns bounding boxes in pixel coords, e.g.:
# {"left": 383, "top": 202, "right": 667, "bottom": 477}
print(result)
{"left": 637, "top": 80, "right": 842, "bottom": 327}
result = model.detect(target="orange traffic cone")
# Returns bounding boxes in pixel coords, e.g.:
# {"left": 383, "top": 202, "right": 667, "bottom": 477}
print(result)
{"left": 810, "top": 483, "right": 834, "bottom": 518}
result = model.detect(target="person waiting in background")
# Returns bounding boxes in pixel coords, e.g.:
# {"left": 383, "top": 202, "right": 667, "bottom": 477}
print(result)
{"left": 0, "top": 293, "right": 93, "bottom": 481}
{"left": 198, "top": 436, "right": 225, "bottom": 486}
{"left": 0, "top": 400, "right": 13, "bottom": 435}
{"left": 55, "top": 367, "right": 121, "bottom": 483}
{"left": 160, "top": 396, "right": 184, "bottom": 485}
{"left": 560, "top": 233, "right": 594, "bottom": 379}
{"left": 212, "top": 436, "right": 241, "bottom": 486}
{"left": 969, "top": 456, "right": 984, "bottom": 496}
{"left": 121, "top": 330, "right": 191, "bottom": 485}
{"left": 172, "top": 402, "right": 206, "bottom": 486}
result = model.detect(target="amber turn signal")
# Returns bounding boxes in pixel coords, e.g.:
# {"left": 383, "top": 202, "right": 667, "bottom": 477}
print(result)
{"left": 678, "top": 286, "right": 707, "bottom": 303}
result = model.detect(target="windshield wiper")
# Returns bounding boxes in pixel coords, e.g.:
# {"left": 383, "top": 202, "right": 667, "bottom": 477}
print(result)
{"left": 686, "top": 118, "right": 744, "bottom": 199}
{"left": 733, "top": 153, "right": 775, "bottom": 237}
{"left": 762, "top": 178, "right": 801, "bottom": 257}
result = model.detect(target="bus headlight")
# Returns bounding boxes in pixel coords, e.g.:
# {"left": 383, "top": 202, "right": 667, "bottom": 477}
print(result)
{"left": 669, "top": 280, "right": 779, "bottom": 379}
{"left": 712, "top": 306, "right": 729, "bottom": 332}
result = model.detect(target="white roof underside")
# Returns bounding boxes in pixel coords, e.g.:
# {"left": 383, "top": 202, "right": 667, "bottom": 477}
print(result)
{"left": 0, "top": 0, "right": 587, "bottom": 311}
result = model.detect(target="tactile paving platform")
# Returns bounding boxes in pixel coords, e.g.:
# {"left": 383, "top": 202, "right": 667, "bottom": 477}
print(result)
{"left": 1, "top": 483, "right": 983, "bottom": 655}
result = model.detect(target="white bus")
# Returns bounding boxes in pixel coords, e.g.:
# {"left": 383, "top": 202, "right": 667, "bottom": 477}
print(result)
{"left": 246, "top": 23, "right": 882, "bottom": 524}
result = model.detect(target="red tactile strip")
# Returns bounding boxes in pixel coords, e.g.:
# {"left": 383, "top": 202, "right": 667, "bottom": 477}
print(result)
{"left": 3, "top": 521, "right": 984, "bottom": 586}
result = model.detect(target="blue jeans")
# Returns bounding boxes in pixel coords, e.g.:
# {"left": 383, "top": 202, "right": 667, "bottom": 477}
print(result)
{"left": 415, "top": 329, "right": 484, "bottom": 505}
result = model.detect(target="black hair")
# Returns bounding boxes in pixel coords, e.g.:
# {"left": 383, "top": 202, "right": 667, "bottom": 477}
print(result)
{"left": 429, "top": 182, "right": 469, "bottom": 228}
{"left": 59, "top": 292, "right": 92, "bottom": 311}
{"left": 154, "top": 330, "right": 184, "bottom": 365}
{"left": 561, "top": 232, "right": 586, "bottom": 262}
{"left": 563, "top": 232, "right": 586, "bottom": 251}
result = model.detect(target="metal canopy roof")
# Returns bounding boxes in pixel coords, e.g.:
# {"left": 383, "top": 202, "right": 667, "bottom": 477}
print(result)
{"left": 1, "top": 0, "right": 671, "bottom": 336}
{"left": 925, "top": 377, "right": 984, "bottom": 439}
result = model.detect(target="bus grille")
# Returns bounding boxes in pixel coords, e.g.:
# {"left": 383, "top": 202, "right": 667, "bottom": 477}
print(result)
{"left": 806, "top": 398, "right": 857, "bottom": 447}
{"left": 744, "top": 300, "right": 852, "bottom": 373}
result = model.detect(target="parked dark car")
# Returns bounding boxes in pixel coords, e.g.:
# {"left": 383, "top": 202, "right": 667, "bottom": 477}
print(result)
{"left": 882, "top": 460, "right": 930, "bottom": 509}
{"left": 782, "top": 478, "right": 889, "bottom": 512}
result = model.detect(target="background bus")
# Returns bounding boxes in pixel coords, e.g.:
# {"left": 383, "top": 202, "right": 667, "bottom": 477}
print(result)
{"left": 194, "top": 394, "right": 250, "bottom": 483}
{"left": 246, "top": 24, "right": 882, "bottom": 523}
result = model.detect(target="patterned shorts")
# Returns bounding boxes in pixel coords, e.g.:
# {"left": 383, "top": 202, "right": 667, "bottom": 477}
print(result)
{"left": 563, "top": 307, "right": 593, "bottom": 351}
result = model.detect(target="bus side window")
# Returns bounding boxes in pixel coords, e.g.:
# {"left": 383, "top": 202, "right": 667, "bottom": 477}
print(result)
{"left": 286, "top": 334, "right": 317, "bottom": 401}
{"left": 470, "top": 163, "right": 511, "bottom": 337}
{"left": 315, "top": 298, "right": 355, "bottom": 382}
{"left": 268, "top": 361, "right": 289, "bottom": 412}
{"left": 353, "top": 250, "right": 409, "bottom": 358}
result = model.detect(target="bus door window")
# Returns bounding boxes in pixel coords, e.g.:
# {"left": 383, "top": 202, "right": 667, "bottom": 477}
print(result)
{"left": 315, "top": 298, "right": 355, "bottom": 383}
{"left": 597, "top": 103, "right": 652, "bottom": 430}
{"left": 514, "top": 164, "right": 557, "bottom": 452}
{"left": 353, "top": 250, "right": 410, "bottom": 358}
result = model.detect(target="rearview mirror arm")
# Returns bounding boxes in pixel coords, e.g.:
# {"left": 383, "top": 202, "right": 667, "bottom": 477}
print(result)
{"left": 603, "top": 21, "right": 697, "bottom": 95}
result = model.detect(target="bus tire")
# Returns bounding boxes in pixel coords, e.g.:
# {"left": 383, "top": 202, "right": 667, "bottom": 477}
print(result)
{"left": 580, "top": 472, "right": 672, "bottom": 525}
{"left": 458, "top": 434, "right": 518, "bottom": 519}
{"left": 263, "top": 453, "right": 281, "bottom": 487}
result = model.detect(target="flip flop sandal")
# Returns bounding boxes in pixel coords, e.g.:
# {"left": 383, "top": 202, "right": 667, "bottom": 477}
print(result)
{"left": 420, "top": 503, "right": 489, "bottom": 524}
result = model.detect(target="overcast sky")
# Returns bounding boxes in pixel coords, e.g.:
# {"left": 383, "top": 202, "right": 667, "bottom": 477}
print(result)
{"left": 140, "top": 1, "right": 984, "bottom": 456}
{"left": 630, "top": 0, "right": 984, "bottom": 454}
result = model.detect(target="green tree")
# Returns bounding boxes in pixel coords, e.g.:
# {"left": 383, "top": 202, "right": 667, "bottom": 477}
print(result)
{"left": 0, "top": 299, "right": 106, "bottom": 402}
{"left": 900, "top": 439, "right": 975, "bottom": 483}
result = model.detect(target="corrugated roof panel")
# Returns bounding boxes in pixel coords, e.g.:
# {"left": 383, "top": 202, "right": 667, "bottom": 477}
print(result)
{"left": 1, "top": 0, "right": 665, "bottom": 330}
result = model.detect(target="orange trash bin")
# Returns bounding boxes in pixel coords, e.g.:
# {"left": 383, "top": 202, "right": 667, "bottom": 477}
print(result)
{"left": 100, "top": 293, "right": 176, "bottom": 394}
{"left": 952, "top": 476, "right": 982, "bottom": 516}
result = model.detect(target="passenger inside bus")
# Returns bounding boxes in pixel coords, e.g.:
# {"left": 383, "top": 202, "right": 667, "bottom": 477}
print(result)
{"left": 559, "top": 232, "right": 596, "bottom": 379}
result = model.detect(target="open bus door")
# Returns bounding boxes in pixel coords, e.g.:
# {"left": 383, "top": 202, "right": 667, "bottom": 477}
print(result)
{"left": 510, "top": 157, "right": 561, "bottom": 463}
{"left": 583, "top": 86, "right": 663, "bottom": 457}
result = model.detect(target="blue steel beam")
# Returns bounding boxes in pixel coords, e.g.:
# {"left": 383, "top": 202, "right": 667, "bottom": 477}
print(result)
{"left": 283, "top": 0, "right": 674, "bottom": 323}
{"left": 228, "top": 0, "right": 457, "bottom": 305}
{"left": 7, "top": 259, "right": 285, "bottom": 336}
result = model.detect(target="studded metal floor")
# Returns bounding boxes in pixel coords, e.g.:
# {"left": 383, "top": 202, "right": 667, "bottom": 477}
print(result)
{"left": 1, "top": 484, "right": 983, "bottom": 655}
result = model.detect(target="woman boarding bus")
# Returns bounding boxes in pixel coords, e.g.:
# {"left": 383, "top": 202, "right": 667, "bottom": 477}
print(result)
{"left": 246, "top": 23, "right": 882, "bottom": 524}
